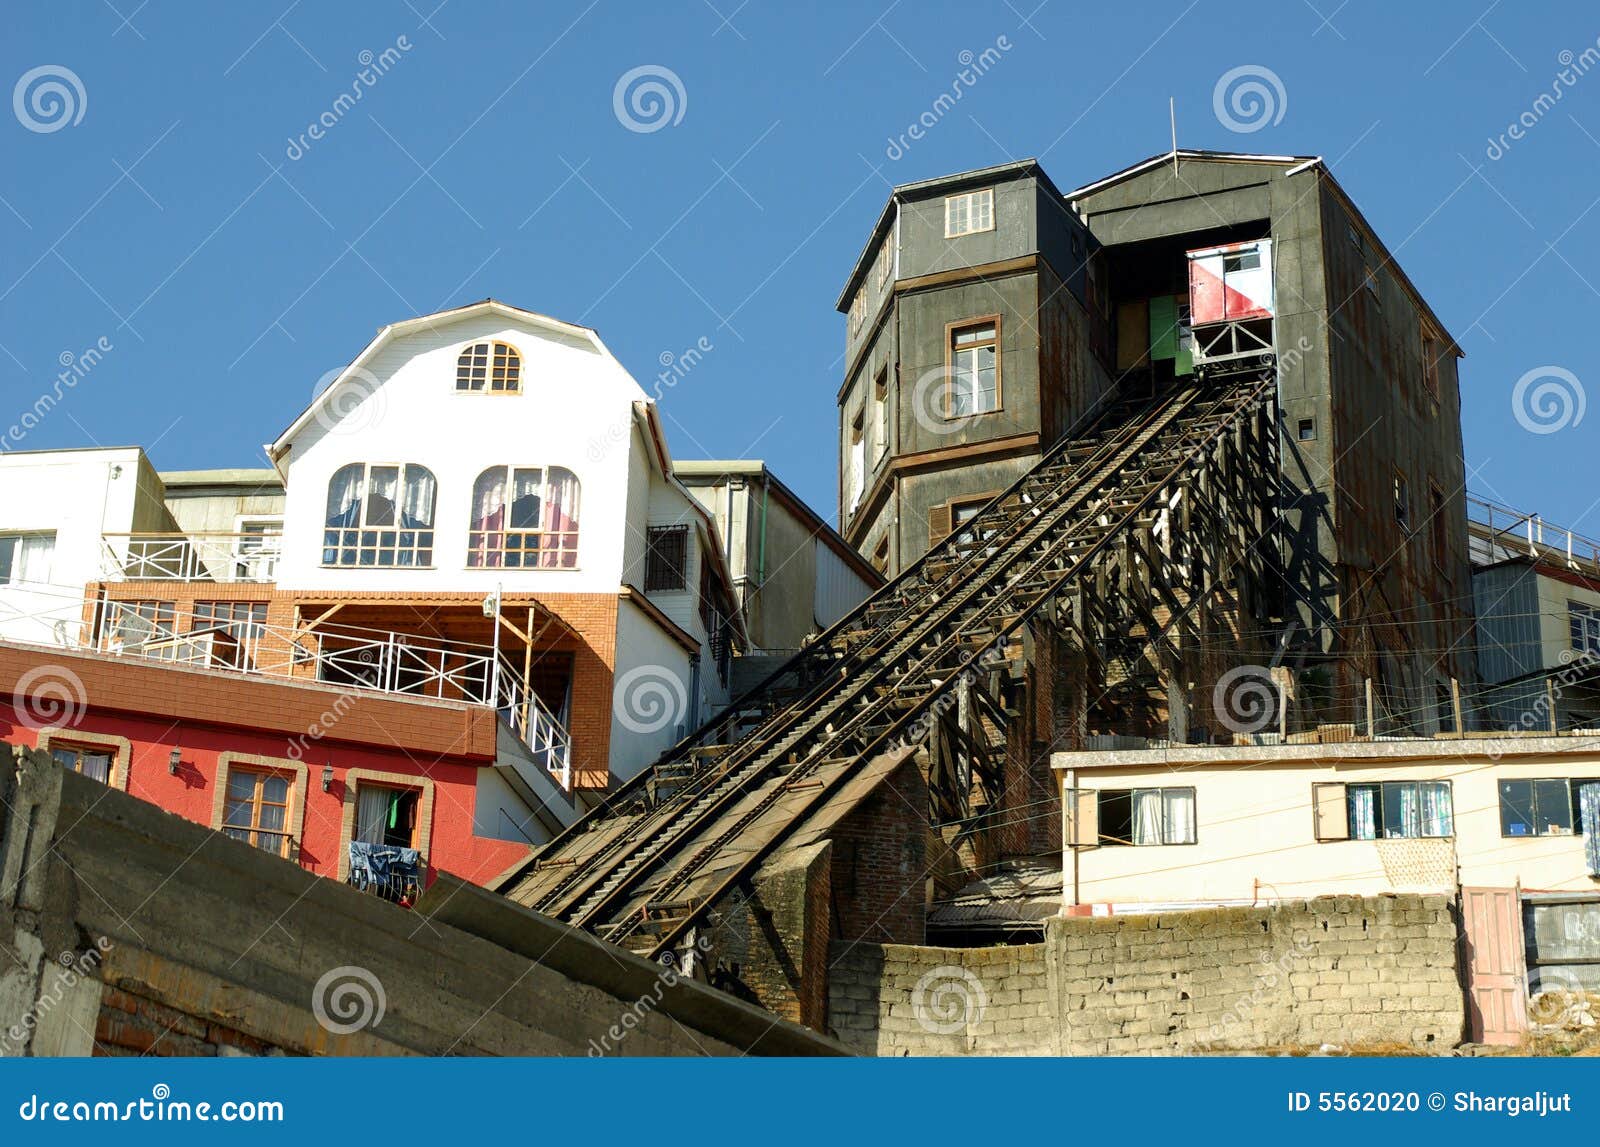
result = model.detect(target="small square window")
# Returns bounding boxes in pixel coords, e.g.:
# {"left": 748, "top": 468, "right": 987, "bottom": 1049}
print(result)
{"left": 1297, "top": 418, "right": 1316, "bottom": 441}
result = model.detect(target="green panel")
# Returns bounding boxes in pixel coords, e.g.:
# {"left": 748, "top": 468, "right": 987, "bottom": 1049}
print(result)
{"left": 1148, "top": 295, "right": 1177, "bottom": 361}
{"left": 1175, "top": 345, "right": 1194, "bottom": 376}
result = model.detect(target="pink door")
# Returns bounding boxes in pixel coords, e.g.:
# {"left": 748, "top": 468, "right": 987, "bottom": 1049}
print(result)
{"left": 1460, "top": 887, "right": 1528, "bottom": 1045}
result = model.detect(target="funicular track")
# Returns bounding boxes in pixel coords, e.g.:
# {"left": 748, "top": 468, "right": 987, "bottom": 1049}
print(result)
{"left": 502, "top": 368, "right": 1279, "bottom": 959}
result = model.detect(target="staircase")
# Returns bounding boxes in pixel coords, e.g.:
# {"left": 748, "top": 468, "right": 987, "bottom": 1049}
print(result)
{"left": 501, "top": 368, "right": 1280, "bottom": 958}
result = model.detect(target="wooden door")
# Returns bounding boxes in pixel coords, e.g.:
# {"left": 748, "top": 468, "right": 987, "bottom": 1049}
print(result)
{"left": 1460, "top": 886, "right": 1528, "bottom": 1045}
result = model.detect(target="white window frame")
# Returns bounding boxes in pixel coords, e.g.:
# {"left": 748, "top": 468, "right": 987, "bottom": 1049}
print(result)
{"left": 0, "top": 531, "right": 55, "bottom": 586}
{"left": 944, "top": 188, "right": 995, "bottom": 238}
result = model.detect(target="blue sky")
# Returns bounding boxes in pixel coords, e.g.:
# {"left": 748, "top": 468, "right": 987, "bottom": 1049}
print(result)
{"left": 3, "top": 1, "right": 1599, "bottom": 534}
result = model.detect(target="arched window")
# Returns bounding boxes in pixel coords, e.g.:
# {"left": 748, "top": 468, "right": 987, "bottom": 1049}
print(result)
{"left": 468, "top": 465, "right": 580, "bottom": 569}
{"left": 323, "top": 463, "right": 437, "bottom": 567}
{"left": 456, "top": 341, "right": 521, "bottom": 393}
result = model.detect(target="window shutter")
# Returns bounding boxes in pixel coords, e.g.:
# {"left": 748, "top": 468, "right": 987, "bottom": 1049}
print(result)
{"left": 927, "top": 503, "right": 953, "bottom": 550}
{"left": 1312, "top": 783, "right": 1349, "bottom": 841}
{"left": 1065, "top": 787, "right": 1100, "bottom": 848}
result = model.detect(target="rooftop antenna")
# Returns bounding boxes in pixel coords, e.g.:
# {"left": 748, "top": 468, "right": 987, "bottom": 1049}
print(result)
{"left": 1169, "top": 97, "right": 1179, "bottom": 175}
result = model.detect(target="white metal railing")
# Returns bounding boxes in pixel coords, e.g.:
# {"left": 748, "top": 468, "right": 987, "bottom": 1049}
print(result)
{"left": 0, "top": 587, "right": 572, "bottom": 790}
{"left": 1467, "top": 494, "right": 1600, "bottom": 571}
{"left": 99, "top": 530, "right": 283, "bottom": 583}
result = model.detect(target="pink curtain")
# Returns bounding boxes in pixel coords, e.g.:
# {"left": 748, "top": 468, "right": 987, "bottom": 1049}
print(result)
{"left": 469, "top": 467, "right": 507, "bottom": 567}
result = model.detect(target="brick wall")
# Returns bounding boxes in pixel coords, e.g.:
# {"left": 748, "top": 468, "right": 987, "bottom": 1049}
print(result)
{"left": 829, "top": 754, "right": 928, "bottom": 945}
{"left": 707, "top": 841, "right": 833, "bottom": 1029}
{"left": 827, "top": 895, "right": 1465, "bottom": 1055}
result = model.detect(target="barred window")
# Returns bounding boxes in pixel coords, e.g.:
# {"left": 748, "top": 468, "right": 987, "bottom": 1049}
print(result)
{"left": 645, "top": 525, "right": 690, "bottom": 591}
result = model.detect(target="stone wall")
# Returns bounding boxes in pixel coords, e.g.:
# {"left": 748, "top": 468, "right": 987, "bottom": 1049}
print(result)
{"left": 828, "top": 896, "right": 1465, "bottom": 1055}
{"left": 1, "top": 745, "right": 845, "bottom": 1058}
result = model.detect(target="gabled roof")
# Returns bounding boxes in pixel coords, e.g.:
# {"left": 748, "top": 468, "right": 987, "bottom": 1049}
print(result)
{"left": 1065, "top": 149, "right": 1463, "bottom": 356}
{"left": 266, "top": 300, "right": 611, "bottom": 462}
{"left": 1063, "top": 148, "right": 1319, "bottom": 200}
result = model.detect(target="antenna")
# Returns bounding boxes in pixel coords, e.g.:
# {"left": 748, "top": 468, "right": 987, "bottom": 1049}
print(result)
{"left": 1169, "top": 97, "right": 1178, "bottom": 174}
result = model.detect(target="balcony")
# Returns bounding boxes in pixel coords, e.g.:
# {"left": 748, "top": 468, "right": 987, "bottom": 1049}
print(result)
{"left": 1468, "top": 494, "right": 1600, "bottom": 573}
{"left": 100, "top": 530, "right": 282, "bottom": 583}
{"left": 346, "top": 840, "right": 423, "bottom": 906}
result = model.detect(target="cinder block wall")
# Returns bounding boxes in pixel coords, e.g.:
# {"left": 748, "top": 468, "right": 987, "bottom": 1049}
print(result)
{"left": 828, "top": 896, "right": 1465, "bottom": 1056}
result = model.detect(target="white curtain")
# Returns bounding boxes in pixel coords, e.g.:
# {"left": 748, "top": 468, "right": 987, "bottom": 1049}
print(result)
{"left": 1349, "top": 786, "right": 1378, "bottom": 840}
{"left": 15, "top": 535, "right": 53, "bottom": 583}
{"left": 1384, "top": 781, "right": 1421, "bottom": 838}
{"left": 1580, "top": 783, "right": 1600, "bottom": 876}
{"left": 1162, "top": 788, "right": 1196, "bottom": 845}
{"left": 355, "top": 787, "right": 391, "bottom": 844}
{"left": 1131, "top": 789, "right": 1164, "bottom": 845}
{"left": 1419, "top": 781, "right": 1453, "bottom": 837}
{"left": 325, "top": 464, "right": 362, "bottom": 527}
{"left": 401, "top": 465, "right": 436, "bottom": 528}
{"left": 510, "top": 467, "right": 543, "bottom": 529}
{"left": 366, "top": 465, "right": 399, "bottom": 526}
{"left": 471, "top": 467, "right": 506, "bottom": 531}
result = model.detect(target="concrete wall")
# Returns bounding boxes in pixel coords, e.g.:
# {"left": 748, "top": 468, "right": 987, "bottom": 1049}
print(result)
{"left": 160, "top": 472, "right": 285, "bottom": 535}
{"left": 0, "top": 447, "right": 170, "bottom": 645}
{"left": 828, "top": 895, "right": 1464, "bottom": 1055}
{"left": 1057, "top": 737, "right": 1600, "bottom": 906}
{"left": 0, "top": 744, "right": 844, "bottom": 1057}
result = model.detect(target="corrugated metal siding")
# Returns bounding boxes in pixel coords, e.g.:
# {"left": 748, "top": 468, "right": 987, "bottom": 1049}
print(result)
{"left": 813, "top": 541, "right": 872, "bottom": 630}
{"left": 1473, "top": 564, "right": 1541, "bottom": 684}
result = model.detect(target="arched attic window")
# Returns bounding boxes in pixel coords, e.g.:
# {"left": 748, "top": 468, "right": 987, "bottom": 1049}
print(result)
{"left": 323, "top": 463, "right": 437, "bottom": 567}
{"left": 456, "top": 341, "right": 521, "bottom": 393}
{"left": 467, "top": 465, "right": 580, "bottom": 569}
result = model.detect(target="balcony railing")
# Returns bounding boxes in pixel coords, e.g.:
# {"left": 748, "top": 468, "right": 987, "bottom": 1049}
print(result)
{"left": 346, "top": 840, "right": 423, "bottom": 906}
{"left": 100, "top": 530, "right": 283, "bottom": 583}
{"left": 0, "top": 585, "right": 573, "bottom": 791}
{"left": 1468, "top": 494, "right": 1600, "bottom": 572}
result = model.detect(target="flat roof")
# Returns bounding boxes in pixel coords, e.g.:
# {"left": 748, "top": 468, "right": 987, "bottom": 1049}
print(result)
{"left": 1053, "top": 732, "right": 1600, "bottom": 771}
{"left": 158, "top": 468, "right": 284, "bottom": 489}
